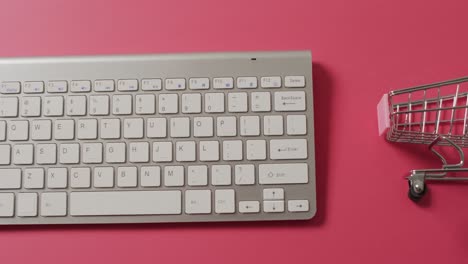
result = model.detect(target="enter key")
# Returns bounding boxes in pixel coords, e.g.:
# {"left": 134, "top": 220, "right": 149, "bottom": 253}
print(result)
{"left": 270, "top": 139, "right": 308, "bottom": 160}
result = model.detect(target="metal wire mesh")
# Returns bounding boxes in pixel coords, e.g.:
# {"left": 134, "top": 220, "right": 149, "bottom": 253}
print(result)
{"left": 386, "top": 77, "right": 468, "bottom": 147}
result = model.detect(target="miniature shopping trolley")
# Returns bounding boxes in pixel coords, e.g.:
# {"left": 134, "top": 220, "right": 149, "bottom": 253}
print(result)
{"left": 378, "top": 77, "right": 468, "bottom": 201}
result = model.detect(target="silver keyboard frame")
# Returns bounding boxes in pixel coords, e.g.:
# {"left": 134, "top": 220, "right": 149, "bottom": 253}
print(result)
{"left": 0, "top": 51, "right": 316, "bottom": 225}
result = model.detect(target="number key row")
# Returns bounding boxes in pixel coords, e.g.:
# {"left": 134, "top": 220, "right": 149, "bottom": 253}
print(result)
{"left": 0, "top": 91, "right": 306, "bottom": 117}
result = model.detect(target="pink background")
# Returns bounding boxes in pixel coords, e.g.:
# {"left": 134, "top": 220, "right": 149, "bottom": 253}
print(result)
{"left": 1, "top": 0, "right": 468, "bottom": 263}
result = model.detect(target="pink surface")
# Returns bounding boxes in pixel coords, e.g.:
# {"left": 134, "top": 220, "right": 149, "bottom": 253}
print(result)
{"left": 1, "top": 0, "right": 468, "bottom": 263}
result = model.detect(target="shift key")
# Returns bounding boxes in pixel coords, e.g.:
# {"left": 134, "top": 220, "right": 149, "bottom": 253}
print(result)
{"left": 270, "top": 139, "right": 307, "bottom": 160}
{"left": 259, "top": 163, "right": 308, "bottom": 184}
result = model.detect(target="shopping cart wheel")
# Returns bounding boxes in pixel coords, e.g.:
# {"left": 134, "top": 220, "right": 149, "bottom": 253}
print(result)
{"left": 408, "top": 180, "right": 426, "bottom": 202}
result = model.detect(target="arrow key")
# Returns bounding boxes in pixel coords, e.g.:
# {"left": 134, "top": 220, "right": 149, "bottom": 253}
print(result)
{"left": 288, "top": 200, "right": 309, "bottom": 212}
{"left": 263, "top": 200, "right": 284, "bottom": 213}
{"left": 239, "top": 201, "right": 260, "bottom": 213}
{"left": 263, "top": 188, "right": 284, "bottom": 200}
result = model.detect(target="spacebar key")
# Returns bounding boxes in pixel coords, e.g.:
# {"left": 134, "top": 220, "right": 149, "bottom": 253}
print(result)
{"left": 70, "top": 191, "right": 182, "bottom": 216}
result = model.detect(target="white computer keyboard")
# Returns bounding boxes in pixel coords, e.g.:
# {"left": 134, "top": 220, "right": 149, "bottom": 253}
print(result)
{"left": 0, "top": 51, "right": 316, "bottom": 225}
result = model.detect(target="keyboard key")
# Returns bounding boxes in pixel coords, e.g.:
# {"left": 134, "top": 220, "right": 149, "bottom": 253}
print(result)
{"left": 147, "top": 118, "right": 167, "bottom": 138}
{"left": 261, "top": 76, "right": 281, "bottom": 88}
{"left": 205, "top": 93, "right": 224, "bottom": 113}
{"left": 113, "top": 95, "right": 132, "bottom": 115}
{"left": 193, "top": 117, "right": 213, "bottom": 137}
{"left": 54, "top": 119, "right": 74, "bottom": 140}
{"left": 47, "top": 81, "right": 67, "bottom": 93}
{"left": 217, "top": 116, "right": 237, "bottom": 137}
{"left": 0, "top": 169, "right": 21, "bottom": 189}
{"left": 237, "top": 77, "right": 257, "bottom": 89}
{"left": 24, "top": 81, "right": 44, "bottom": 93}
{"left": 185, "top": 190, "right": 211, "bottom": 214}
{"left": 164, "top": 166, "right": 184, "bottom": 186}
{"left": 136, "top": 94, "right": 156, "bottom": 114}
{"left": 0, "top": 193, "right": 14, "bottom": 217}
{"left": 129, "top": 142, "right": 149, "bottom": 163}
{"left": 13, "top": 144, "right": 33, "bottom": 165}
{"left": 41, "top": 192, "right": 67, "bottom": 216}
{"left": 31, "top": 120, "right": 52, "bottom": 140}
{"left": 287, "top": 115, "right": 307, "bottom": 135}
{"left": 199, "top": 141, "right": 219, "bottom": 161}
{"left": 101, "top": 119, "right": 120, "bottom": 139}
{"left": 93, "top": 167, "right": 114, "bottom": 188}
{"left": 213, "top": 77, "right": 233, "bottom": 89}
{"left": 240, "top": 116, "right": 260, "bottom": 136}
{"left": 36, "top": 144, "right": 57, "bottom": 164}
{"left": 270, "top": 139, "right": 307, "bottom": 160}
{"left": 263, "top": 200, "right": 284, "bottom": 213}
{"left": 170, "top": 117, "right": 190, "bottom": 138}
{"left": 140, "top": 166, "right": 161, "bottom": 187}
{"left": 105, "top": 143, "right": 126, "bottom": 163}
{"left": 159, "top": 94, "right": 178, "bottom": 114}
{"left": 71, "top": 80, "right": 91, "bottom": 92}
{"left": 118, "top": 79, "right": 138, "bottom": 91}
{"left": 70, "top": 167, "right": 91, "bottom": 188}
{"left": 59, "top": 143, "right": 80, "bottom": 164}
{"left": 228, "top": 92, "right": 248, "bottom": 113}
{"left": 259, "top": 163, "right": 308, "bottom": 184}
{"left": 223, "top": 140, "right": 242, "bottom": 161}
{"left": 24, "top": 168, "right": 45, "bottom": 189}
{"left": 0, "top": 97, "right": 18, "bottom": 117}
{"left": 215, "top": 189, "right": 235, "bottom": 214}
{"left": 0, "top": 145, "right": 10, "bottom": 165}
{"left": 82, "top": 143, "right": 103, "bottom": 164}
{"left": 0, "top": 120, "right": 6, "bottom": 141}
{"left": 263, "top": 116, "right": 283, "bottom": 136}
{"left": 189, "top": 78, "right": 209, "bottom": 90}
{"left": 176, "top": 141, "right": 196, "bottom": 162}
{"left": 9, "top": 120, "right": 29, "bottom": 141}
{"left": 153, "top": 142, "right": 172, "bottom": 162}
{"left": 274, "top": 91, "right": 306, "bottom": 112}
{"left": 21, "top": 96, "right": 41, "bottom": 117}
{"left": 47, "top": 168, "right": 68, "bottom": 189}
{"left": 1, "top": 82, "right": 21, "bottom": 94}
{"left": 141, "top": 79, "right": 162, "bottom": 91}
{"left": 94, "top": 80, "right": 114, "bottom": 92}
{"left": 239, "top": 201, "right": 260, "bottom": 213}
{"left": 165, "top": 78, "right": 186, "bottom": 90}
{"left": 44, "top": 96, "right": 64, "bottom": 116}
{"left": 263, "top": 188, "right": 284, "bottom": 200}
{"left": 66, "top": 95, "right": 87, "bottom": 116}
{"left": 90, "top": 95, "right": 110, "bottom": 116}
{"left": 124, "top": 118, "right": 144, "bottom": 139}
{"left": 234, "top": 164, "right": 255, "bottom": 185}
{"left": 77, "top": 119, "right": 98, "bottom": 139}
{"left": 285, "top": 76, "right": 306, "bottom": 88}
{"left": 0, "top": 121, "right": 5, "bottom": 141}
{"left": 251, "top": 92, "right": 271, "bottom": 112}
{"left": 17, "top": 193, "right": 38, "bottom": 217}
{"left": 246, "top": 140, "right": 266, "bottom": 160}
{"left": 182, "top": 93, "right": 201, "bottom": 113}
{"left": 211, "top": 165, "right": 231, "bottom": 186}
{"left": 70, "top": 191, "right": 182, "bottom": 216}
{"left": 288, "top": 200, "right": 309, "bottom": 212}
{"left": 117, "top": 166, "right": 137, "bottom": 187}
{"left": 187, "top": 165, "right": 208, "bottom": 186}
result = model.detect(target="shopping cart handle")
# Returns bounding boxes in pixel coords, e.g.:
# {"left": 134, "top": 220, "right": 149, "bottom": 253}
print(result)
{"left": 377, "top": 94, "right": 390, "bottom": 136}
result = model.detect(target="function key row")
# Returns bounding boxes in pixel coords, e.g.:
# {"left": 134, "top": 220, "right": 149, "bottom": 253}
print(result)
{"left": 0, "top": 76, "right": 306, "bottom": 94}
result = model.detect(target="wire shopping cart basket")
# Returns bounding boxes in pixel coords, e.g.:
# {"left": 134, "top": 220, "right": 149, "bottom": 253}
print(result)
{"left": 377, "top": 77, "right": 468, "bottom": 201}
